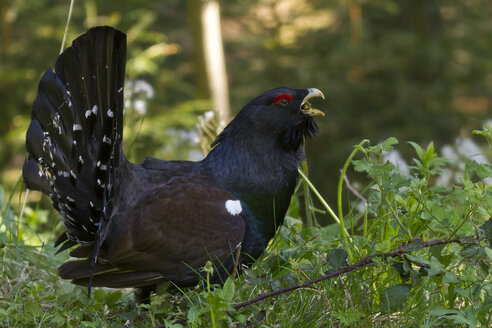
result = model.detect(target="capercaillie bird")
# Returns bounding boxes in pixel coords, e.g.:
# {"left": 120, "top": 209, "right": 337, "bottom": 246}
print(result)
{"left": 22, "top": 26, "right": 324, "bottom": 303}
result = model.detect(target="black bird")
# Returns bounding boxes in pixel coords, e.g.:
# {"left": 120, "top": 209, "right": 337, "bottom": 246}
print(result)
{"left": 22, "top": 26, "right": 324, "bottom": 302}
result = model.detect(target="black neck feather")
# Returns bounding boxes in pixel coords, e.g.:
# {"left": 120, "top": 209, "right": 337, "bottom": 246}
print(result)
{"left": 201, "top": 129, "right": 305, "bottom": 194}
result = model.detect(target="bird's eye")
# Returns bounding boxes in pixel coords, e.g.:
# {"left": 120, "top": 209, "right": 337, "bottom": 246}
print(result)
{"left": 272, "top": 93, "right": 292, "bottom": 106}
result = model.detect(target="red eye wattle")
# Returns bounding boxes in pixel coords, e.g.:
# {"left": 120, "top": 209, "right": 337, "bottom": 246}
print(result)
{"left": 272, "top": 93, "right": 292, "bottom": 105}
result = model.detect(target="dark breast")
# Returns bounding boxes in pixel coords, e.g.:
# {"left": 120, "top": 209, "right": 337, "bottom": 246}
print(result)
{"left": 234, "top": 181, "right": 296, "bottom": 263}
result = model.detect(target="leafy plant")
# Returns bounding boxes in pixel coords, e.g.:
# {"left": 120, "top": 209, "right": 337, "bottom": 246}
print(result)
{"left": 1, "top": 130, "right": 491, "bottom": 327}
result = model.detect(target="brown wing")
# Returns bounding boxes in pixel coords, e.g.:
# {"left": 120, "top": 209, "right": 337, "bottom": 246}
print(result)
{"left": 59, "top": 176, "right": 245, "bottom": 287}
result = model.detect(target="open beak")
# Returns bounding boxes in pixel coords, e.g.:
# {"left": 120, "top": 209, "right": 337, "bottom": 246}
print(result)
{"left": 300, "top": 88, "right": 325, "bottom": 117}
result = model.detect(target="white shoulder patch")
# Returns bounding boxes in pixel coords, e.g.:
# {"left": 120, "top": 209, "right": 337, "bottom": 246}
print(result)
{"left": 225, "top": 200, "right": 242, "bottom": 216}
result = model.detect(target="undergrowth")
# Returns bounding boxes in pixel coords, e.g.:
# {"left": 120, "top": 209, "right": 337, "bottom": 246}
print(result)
{"left": 1, "top": 128, "right": 492, "bottom": 327}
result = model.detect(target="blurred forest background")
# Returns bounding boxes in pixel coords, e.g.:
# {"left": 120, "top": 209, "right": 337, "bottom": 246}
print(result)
{"left": 1, "top": 0, "right": 491, "bottom": 234}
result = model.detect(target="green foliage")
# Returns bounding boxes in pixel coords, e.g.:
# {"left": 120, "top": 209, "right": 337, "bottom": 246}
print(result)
{"left": 186, "top": 264, "right": 237, "bottom": 328}
{"left": 2, "top": 130, "right": 492, "bottom": 327}
{"left": 474, "top": 124, "right": 492, "bottom": 150}
{"left": 379, "top": 283, "right": 412, "bottom": 314}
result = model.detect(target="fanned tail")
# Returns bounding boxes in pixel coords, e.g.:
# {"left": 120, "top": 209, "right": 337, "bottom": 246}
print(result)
{"left": 22, "top": 26, "right": 127, "bottom": 295}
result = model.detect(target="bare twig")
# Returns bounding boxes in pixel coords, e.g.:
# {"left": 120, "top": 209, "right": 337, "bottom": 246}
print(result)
{"left": 231, "top": 236, "right": 477, "bottom": 310}
{"left": 231, "top": 243, "right": 242, "bottom": 279}
{"left": 342, "top": 173, "right": 367, "bottom": 204}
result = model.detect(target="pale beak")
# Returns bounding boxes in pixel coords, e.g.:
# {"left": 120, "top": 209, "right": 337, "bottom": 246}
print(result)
{"left": 300, "top": 88, "right": 325, "bottom": 117}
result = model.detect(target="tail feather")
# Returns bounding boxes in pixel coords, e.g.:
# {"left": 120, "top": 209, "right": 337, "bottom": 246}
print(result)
{"left": 59, "top": 259, "right": 163, "bottom": 288}
{"left": 22, "top": 158, "right": 50, "bottom": 195}
{"left": 72, "top": 271, "right": 164, "bottom": 288}
{"left": 54, "top": 232, "right": 77, "bottom": 254}
{"left": 23, "top": 26, "right": 127, "bottom": 247}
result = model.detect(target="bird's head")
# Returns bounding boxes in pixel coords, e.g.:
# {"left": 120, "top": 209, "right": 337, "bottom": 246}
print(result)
{"left": 211, "top": 87, "right": 325, "bottom": 151}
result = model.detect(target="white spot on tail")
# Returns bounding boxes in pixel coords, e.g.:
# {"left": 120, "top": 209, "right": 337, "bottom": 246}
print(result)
{"left": 85, "top": 110, "right": 92, "bottom": 118}
{"left": 65, "top": 214, "right": 75, "bottom": 224}
{"left": 73, "top": 124, "right": 82, "bottom": 131}
{"left": 103, "top": 135, "right": 112, "bottom": 145}
{"left": 97, "top": 161, "right": 107, "bottom": 170}
{"left": 107, "top": 109, "right": 114, "bottom": 117}
{"left": 225, "top": 200, "right": 242, "bottom": 216}
{"left": 92, "top": 105, "right": 98, "bottom": 115}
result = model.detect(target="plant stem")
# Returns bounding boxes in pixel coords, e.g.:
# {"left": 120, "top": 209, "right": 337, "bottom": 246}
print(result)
{"left": 297, "top": 168, "right": 345, "bottom": 235}
{"left": 363, "top": 202, "right": 368, "bottom": 238}
{"left": 337, "top": 139, "right": 369, "bottom": 234}
{"left": 59, "top": 0, "right": 75, "bottom": 54}
{"left": 206, "top": 269, "right": 217, "bottom": 328}
{"left": 301, "top": 161, "right": 314, "bottom": 227}
{"left": 297, "top": 168, "right": 355, "bottom": 260}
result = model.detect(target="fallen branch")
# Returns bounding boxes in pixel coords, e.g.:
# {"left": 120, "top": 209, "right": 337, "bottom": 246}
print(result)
{"left": 231, "top": 236, "right": 478, "bottom": 310}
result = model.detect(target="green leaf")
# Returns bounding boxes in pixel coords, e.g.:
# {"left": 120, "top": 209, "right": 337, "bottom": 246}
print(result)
{"left": 353, "top": 159, "right": 372, "bottom": 174}
{"left": 427, "top": 257, "right": 445, "bottom": 276}
{"left": 430, "top": 244, "right": 445, "bottom": 259}
{"left": 380, "top": 283, "right": 412, "bottom": 313}
{"left": 327, "top": 248, "right": 348, "bottom": 268}
{"left": 430, "top": 307, "right": 477, "bottom": 328}
{"left": 104, "top": 290, "right": 122, "bottom": 307}
{"left": 25, "top": 300, "right": 43, "bottom": 318}
{"left": 284, "top": 216, "right": 303, "bottom": 230}
{"left": 429, "top": 307, "right": 460, "bottom": 317}
{"left": 474, "top": 125, "right": 492, "bottom": 149}
{"left": 408, "top": 141, "right": 425, "bottom": 160}
{"left": 404, "top": 254, "right": 430, "bottom": 267}
{"left": 443, "top": 271, "right": 459, "bottom": 284}
{"left": 165, "top": 321, "right": 184, "bottom": 328}
{"left": 221, "top": 277, "right": 236, "bottom": 302}
{"left": 424, "top": 142, "right": 436, "bottom": 159}
{"left": 466, "top": 161, "right": 492, "bottom": 179}
{"left": 187, "top": 303, "right": 206, "bottom": 325}
{"left": 333, "top": 308, "right": 363, "bottom": 326}
{"left": 484, "top": 247, "right": 492, "bottom": 261}
{"left": 479, "top": 217, "right": 492, "bottom": 247}
{"left": 381, "top": 137, "right": 399, "bottom": 151}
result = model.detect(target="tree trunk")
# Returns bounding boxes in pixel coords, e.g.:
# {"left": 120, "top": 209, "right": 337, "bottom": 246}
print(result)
{"left": 188, "top": 0, "right": 230, "bottom": 123}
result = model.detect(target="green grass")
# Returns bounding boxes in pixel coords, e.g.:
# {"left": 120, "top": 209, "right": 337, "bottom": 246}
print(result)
{"left": 1, "top": 130, "right": 492, "bottom": 327}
